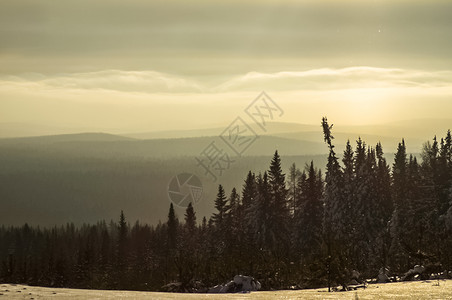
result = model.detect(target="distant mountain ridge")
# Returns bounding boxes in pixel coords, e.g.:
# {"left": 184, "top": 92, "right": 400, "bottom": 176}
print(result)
{"left": 1, "top": 119, "right": 450, "bottom": 144}
{"left": 121, "top": 119, "right": 451, "bottom": 141}
{"left": 0, "top": 132, "right": 135, "bottom": 143}
{"left": 0, "top": 133, "right": 328, "bottom": 157}
{"left": 123, "top": 122, "right": 320, "bottom": 140}
{"left": 3, "top": 117, "right": 449, "bottom": 155}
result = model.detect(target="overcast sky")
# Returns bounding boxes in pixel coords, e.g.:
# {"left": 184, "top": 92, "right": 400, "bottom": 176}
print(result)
{"left": 1, "top": 0, "right": 451, "bottom": 135}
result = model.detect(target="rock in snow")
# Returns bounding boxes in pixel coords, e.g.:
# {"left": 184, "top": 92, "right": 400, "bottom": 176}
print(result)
{"left": 377, "top": 267, "right": 390, "bottom": 283}
{"left": 233, "top": 275, "right": 262, "bottom": 291}
{"left": 208, "top": 275, "right": 261, "bottom": 293}
{"left": 402, "top": 265, "right": 427, "bottom": 281}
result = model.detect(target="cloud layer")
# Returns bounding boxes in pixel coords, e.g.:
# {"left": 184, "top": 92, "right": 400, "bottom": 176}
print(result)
{"left": 2, "top": 67, "right": 452, "bottom": 94}
{"left": 1, "top": 0, "right": 452, "bottom": 75}
{"left": 215, "top": 67, "right": 452, "bottom": 92}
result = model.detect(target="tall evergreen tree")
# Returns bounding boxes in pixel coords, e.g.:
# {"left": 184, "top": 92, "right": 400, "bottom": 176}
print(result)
{"left": 340, "top": 140, "right": 355, "bottom": 262}
{"left": 389, "top": 139, "right": 410, "bottom": 273}
{"left": 267, "top": 151, "right": 290, "bottom": 254}
{"left": 228, "top": 188, "right": 240, "bottom": 226}
{"left": 443, "top": 129, "right": 452, "bottom": 235}
{"left": 242, "top": 171, "right": 256, "bottom": 212}
{"left": 293, "top": 170, "right": 307, "bottom": 252}
{"left": 421, "top": 132, "right": 452, "bottom": 270}
{"left": 295, "top": 161, "right": 324, "bottom": 282}
{"left": 184, "top": 202, "right": 196, "bottom": 234}
{"left": 212, "top": 185, "right": 229, "bottom": 230}
{"left": 118, "top": 210, "right": 128, "bottom": 255}
{"left": 241, "top": 171, "right": 258, "bottom": 274}
{"left": 392, "top": 140, "right": 408, "bottom": 209}
{"left": 227, "top": 188, "right": 241, "bottom": 245}
{"left": 251, "top": 172, "right": 271, "bottom": 251}
{"left": 373, "top": 142, "right": 393, "bottom": 273}
{"left": 352, "top": 143, "right": 376, "bottom": 274}
{"left": 251, "top": 172, "right": 280, "bottom": 288}
{"left": 437, "top": 136, "right": 451, "bottom": 215}
{"left": 167, "top": 204, "right": 178, "bottom": 251}
{"left": 165, "top": 204, "right": 179, "bottom": 283}
{"left": 288, "top": 163, "right": 302, "bottom": 216}
{"left": 211, "top": 184, "right": 230, "bottom": 279}
{"left": 116, "top": 210, "right": 129, "bottom": 288}
{"left": 405, "top": 155, "right": 433, "bottom": 263}
{"left": 321, "top": 117, "right": 347, "bottom": 290}
{"left": 375, "top": 142, "right": 393, "bottom": 222}
{"left": 176, "top": 202, "right": 199, "bottom": 288}
{"left": 321, "top": 118, "right": 344, "bottom": 229}
{"left": 226, "top": 188, "right": 242, "bottom": 274}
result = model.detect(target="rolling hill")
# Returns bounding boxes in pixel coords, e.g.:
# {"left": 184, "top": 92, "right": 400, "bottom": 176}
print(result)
{"left": 2, "top": 118, "right": 447, "bottom": 227}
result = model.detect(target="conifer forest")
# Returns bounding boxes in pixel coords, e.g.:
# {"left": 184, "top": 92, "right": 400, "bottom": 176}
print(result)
{"left": 1, "top": 118, "right": 451, "bottom": 292}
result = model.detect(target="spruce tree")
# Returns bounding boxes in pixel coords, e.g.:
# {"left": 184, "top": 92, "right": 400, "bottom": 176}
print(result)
{"left": 116, "top": 210, "right": 129, "bottom": 288}
{"left": 268, "top": 151, "right": 290, "bottom": 256}
{"left": 226, "top": 188, "right": 242, "bottom": 274}
{"left": 437, "top": 136, "right": 451, "bottom": 215}
{"left": 211, "top": 184, "right": 229, "bottom": 278}
{"left": 389, "top": 139, "right": 410, "bottom": 273}
{"left": 375, "top": 142, "right": 393, "bottom": 222}
{"left": 321, "top": 117, "right": 347, "bottom": 290}
{"left": 288, "top": 163, "right": 302, "bottom": 216}
{"left": 405, "top": 155, "right": 433, "bottom": 263}
{"left": 252, "top": 172, "right": 271, "bottom": 251}
{"left": 228, "top": 188, "right": 240, "bottom": 225}
{"left": 241, "top": 171, "right": 258, "bottom": 274}
{"left": 321, "top": 118, "right": 344, "bottom": 229}
{"left": 212, "top": 184, "right": 229, "bottom": 230}
{"left": 421, "top": 131, "right": 452, "bottom": 270}
{"left": 184, "top": 202, "right": 197, "bottom": 234}
{"left": 177, "top": 202, "right": 198, "bottom": 287}
{"left": 227, "top": 187, "right": 241, "bottom": 244}
{"left": 444, "top": 130, "right": 452, "bottom": 263}
{"left": 167, "top": 204, "right": 178, "bottom": 250}
{"left": 242, "top": 171, "right": 256, "bottom": 212}
{"left": 362, "top": 147, "right": 380, "bottom": 274}
{"left": 374, "top": 142, "right": 393, "bottom": 273}
{"left": 341, "top": 140, "right": 355, "bottom": 256}
{"left": 295, "top": 161, "right": 324, "bottom": 278}
{"left": 352, "top": 142, "right": 375, "bottom": 274}
{"left": 294, "top": 170, "right": 307, "bottom": 253}
{"left": 392, "top": 140, "right": 408, "bottom": 209}
{"left": 444, "top": 130, "right": 452, "bottom": 268}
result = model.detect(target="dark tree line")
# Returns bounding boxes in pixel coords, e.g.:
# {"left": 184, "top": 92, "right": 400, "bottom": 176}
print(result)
{"left": 1, "top": 119, "right": 451, "bottom": 291}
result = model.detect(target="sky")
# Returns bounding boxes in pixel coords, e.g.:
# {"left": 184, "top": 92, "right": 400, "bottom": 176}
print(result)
{"left": 1, "top": 0, "right": 451, "bottom": 135}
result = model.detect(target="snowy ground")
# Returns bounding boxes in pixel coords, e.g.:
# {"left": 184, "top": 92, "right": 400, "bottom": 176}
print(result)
{"left": 1, "top": 280, "right": 451, "bottom": 299}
